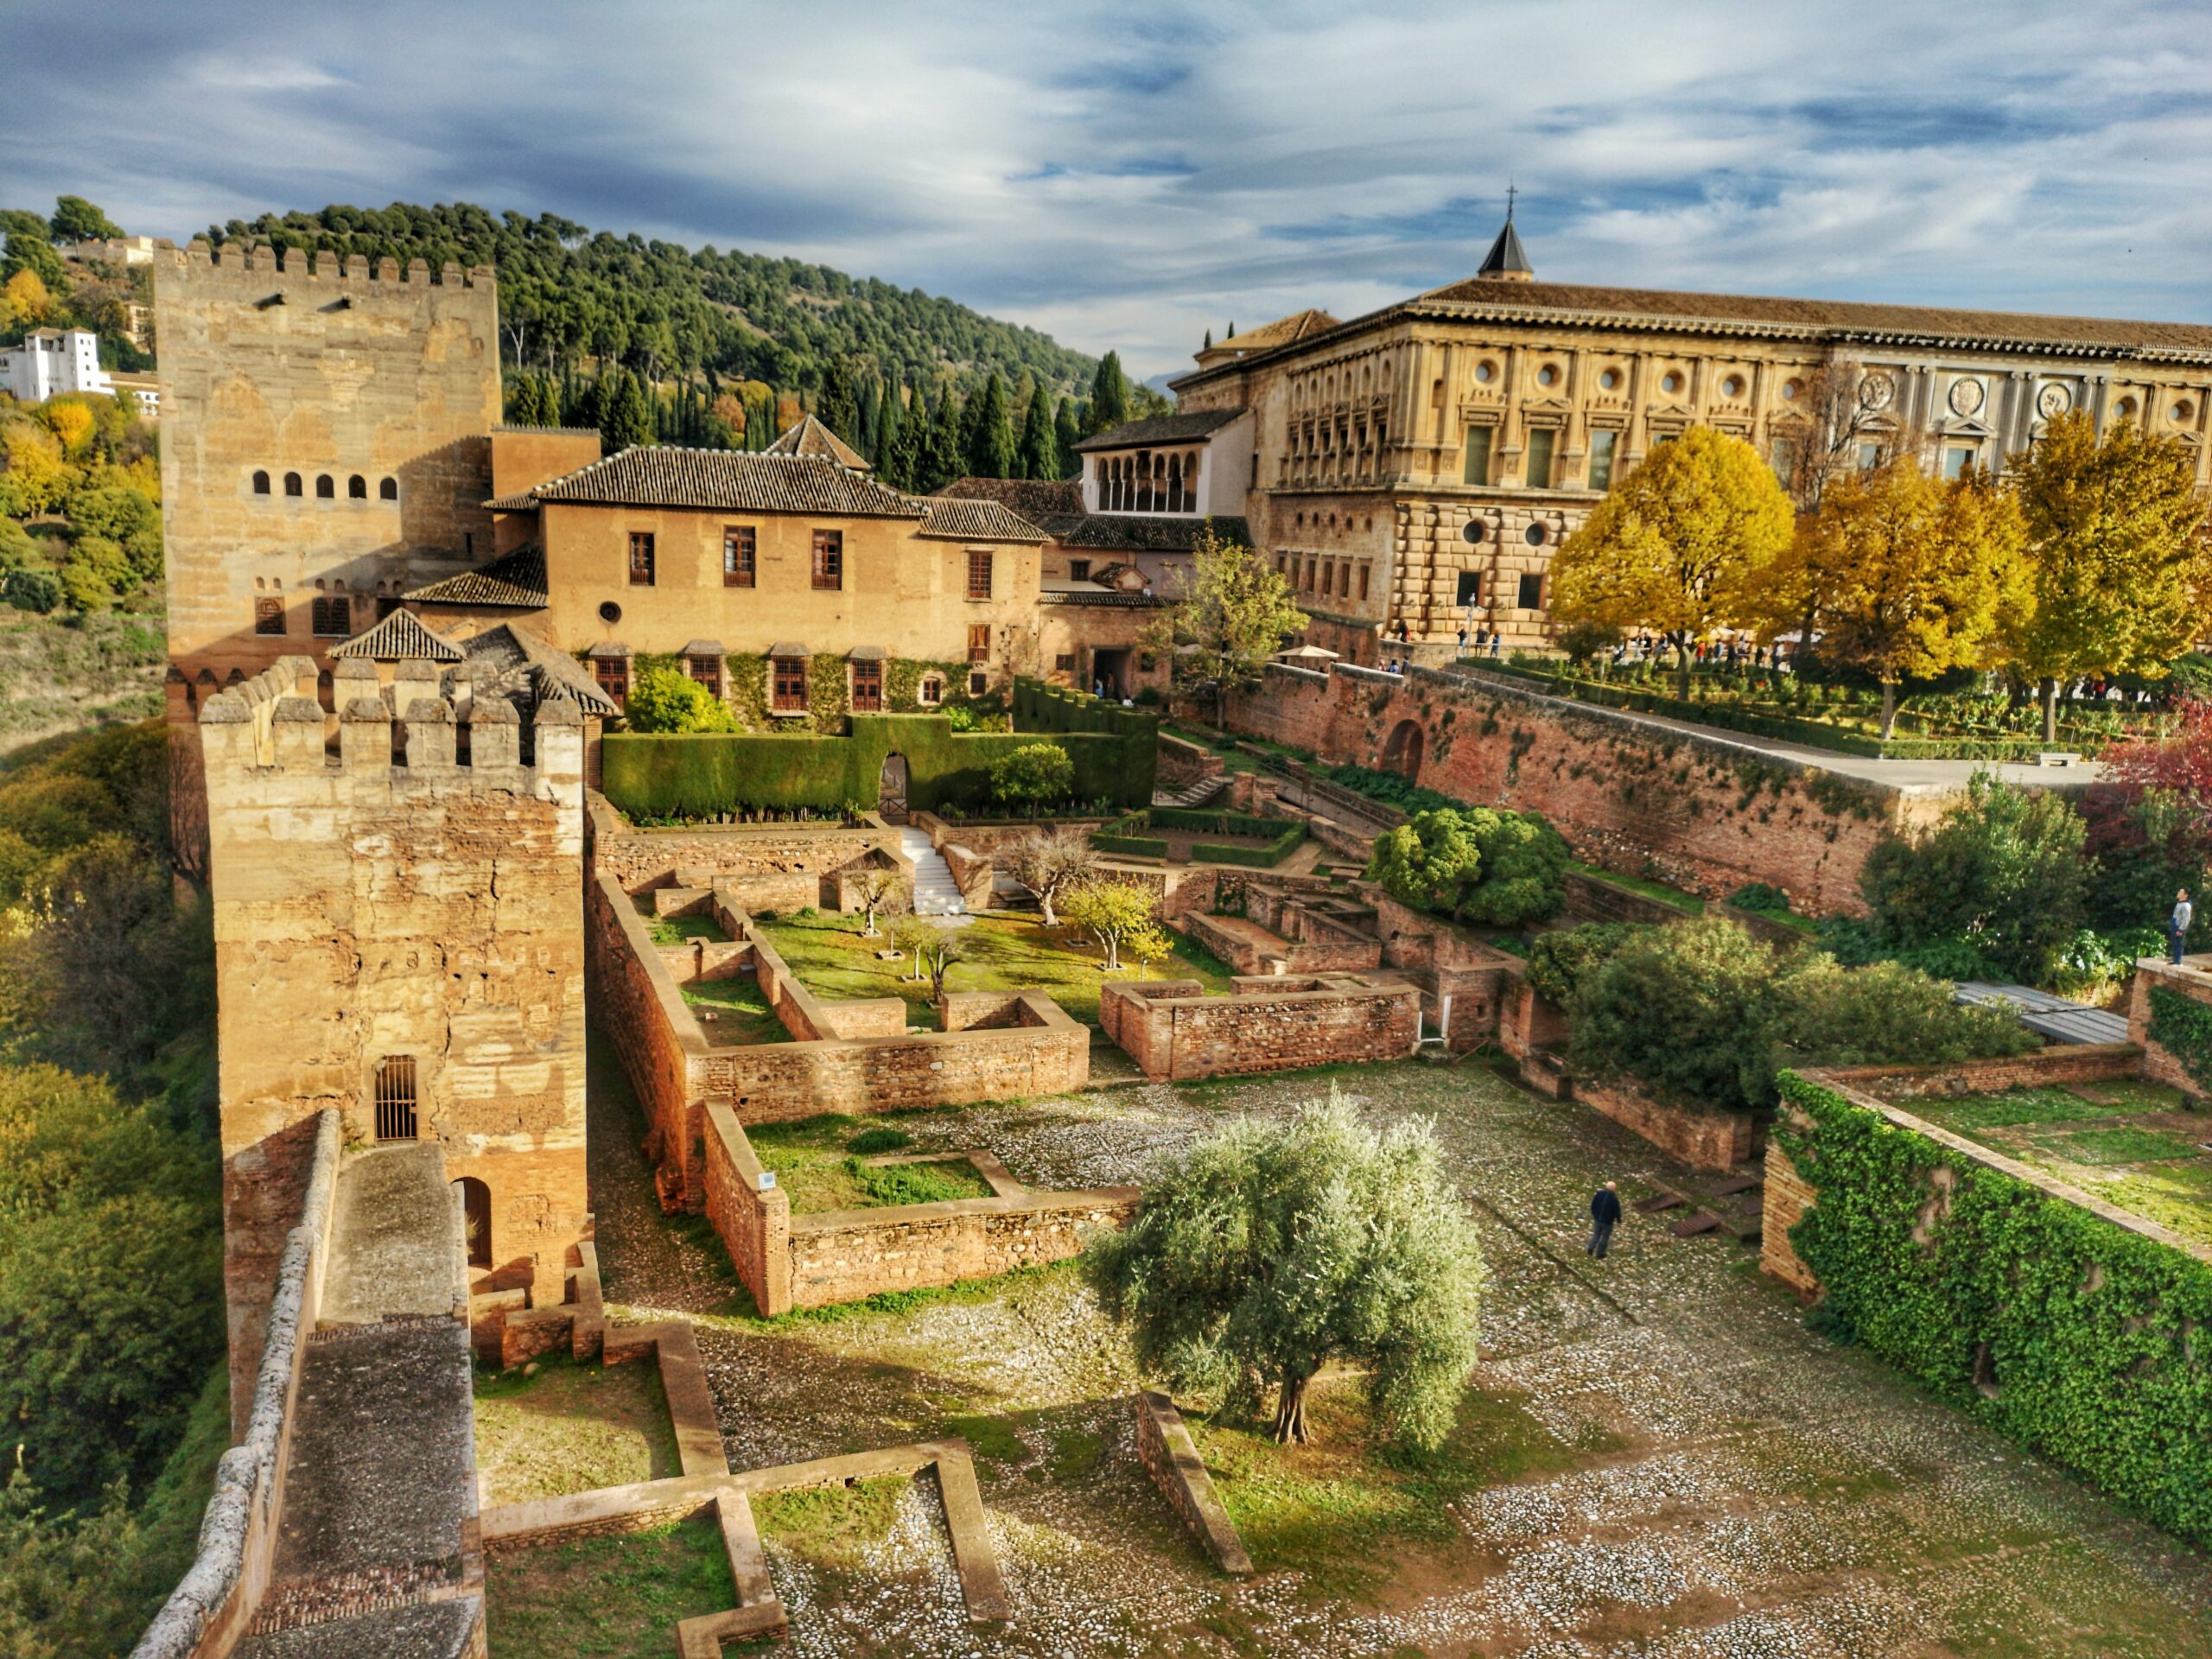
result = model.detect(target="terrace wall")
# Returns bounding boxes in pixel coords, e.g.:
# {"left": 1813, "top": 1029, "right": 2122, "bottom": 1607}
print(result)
{"left": 1573, "top": 1076, "right": 1760, "bottom": 1171}
{"left": 786, "top": 1188, "right": 1140, "bottom": 1310}
{"left": 1099, "top": 974, "right": 1420, "bottom": 1081}
{"left": 586, "top": 793, "right": 899, "bottom": 903}
{"left": 2127, "top": 957, "right": 2212, "bottom": 1103}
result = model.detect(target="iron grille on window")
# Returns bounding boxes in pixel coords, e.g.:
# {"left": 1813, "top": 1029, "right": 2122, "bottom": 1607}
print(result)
{"left": 811, "top": 531, "right": 842, "bottom": 590}
{"left": 723, "top": 526, "right": 755, "bottom": 588}
{"left": 311, "top": 596, "right": 350, "bottom": 636}
{"left": 688, "top": 657, "right": 721, "bottom": 699}
{"left": 374, "top": 1056, "right": 418, "bottom": 1141}
{"left": 593, "top": 658, "right": 628, "bottom": 705}
{"left": 628, "top": 531, "right": 655, "bottom": 585}
{"left": 850, "top": 659, "right": 881, "bottom": 712}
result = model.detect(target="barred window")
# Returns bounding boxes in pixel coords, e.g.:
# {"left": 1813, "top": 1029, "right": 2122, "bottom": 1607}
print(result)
{"left": 593, "top": 657, "right": 628, "bottom": 706}
{"left": 373, "top": 1055, "right": 418, "bottom": 1141}
{"left": 687, "top": 656, "right": 721, "bottom": 699}
{"left": 254, "top": 597, "right": 285, "bottom": 636}
{"left": 310, "top": 596, "right": 350, "bottom": 636}
{"left": 810, "top": 530, "right": 842, "bottom": 590}
{"left": 850, "top": 659, "right": 882, "bottom": 712}
{"left": 723, "top": 526, "right": 755, "bottom": 588}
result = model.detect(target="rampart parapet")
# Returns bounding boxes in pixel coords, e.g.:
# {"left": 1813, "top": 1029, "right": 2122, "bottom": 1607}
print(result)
{"left": 173, "top": 236, "right": 494, "bottom": 292}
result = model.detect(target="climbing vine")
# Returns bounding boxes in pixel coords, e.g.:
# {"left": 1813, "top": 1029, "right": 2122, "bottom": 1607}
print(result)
{"left": 1776, "top": 1071, "right": 2212, "bottom": 1546}
{"left": 2145, "top": 985, "right": 2212, "bottom": 1095}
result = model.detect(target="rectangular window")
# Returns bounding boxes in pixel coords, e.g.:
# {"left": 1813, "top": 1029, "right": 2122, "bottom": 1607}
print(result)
{"left": 1456, "top": 570, "right": 1482, "bottom": 607}
{"left": 722, "top": 526, "right": 755, "bottom": 588}
{"left": 850, "top": 658, "right": 882, "bottom": 712}
{"left": 1944, "top": 445, "right": 1976, "bottom": 481}
{"left": 255, "top": 597, "right": 285, "bottom": 636}
{"left": 1304, "top": 556, "right": 1318, "bottom": 592}
{"left": 1463, "top": 426, "right": 1492, "bottom": 486}
{"left": 1357, "top": 564, "right": 1371, "bottom": 601}
{"left": 1857, "top": 440, "right": 1883, "bottom": 472}
{"left": 310, "top": 596, "right": 349, "bottom": 637}
{"left": 1525, "top": 429, "right": 1556, "bottom": 489}
{"left": 1517, "top": 572, "right": 1544, "bottom": 610}
{"left": 373, "top": 1055, "right": 417, "bottom": 1141}
{"left": 772, "top": 656, "right": 808, "bottom": 713}
{"left": 593, "top": 658, "right": 628, "bottom": 706}
{"left": 1069, "top": 559, "right": 1090, "bottom": 582}
{"left": 1771, "top": 438, "right": 1800, "bottom": 484}
{"left": 687, "top": 656, "right": 721, "bottom": 699}
{"left": 966, "top": 549, "right": 994, "bottom": 600}
{"left": 1054, "top": 653, "right": 1077, "bottom": 672}
{"left": 1588, "top": 430, "right": 1618, "bottom": 492}
{"left": 969, "top": 669, "right": 989, "bottom": 696}
{"left": 918, "top": 675, "right": 943, "bottom": 706}
{"left": 967, "top": 624, "right": 990, "bottom": 664}
{"left": 628, "top": 531, "right": 655, "bottom": 585}
{"left": 811, "top": 530, "right": 842, "bottom": 589}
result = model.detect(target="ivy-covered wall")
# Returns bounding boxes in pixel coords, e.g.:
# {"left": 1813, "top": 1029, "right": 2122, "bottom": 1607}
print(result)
{"left": 602, "top": 708, "right": 1156, "bottom": 819}
{"left": 1774, "top": 1071, "right": 2212, "bottom": 1546}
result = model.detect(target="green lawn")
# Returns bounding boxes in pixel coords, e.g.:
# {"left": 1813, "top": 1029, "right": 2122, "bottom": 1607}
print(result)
{"left": 486, "top": 1517, "right": 735, "bottom": 1658}
{"left": 679, "top": 972, "right": 791, "bottom": 1045}
{"left": 474, "top": 1353, "right": 682, "bottom": 1505}
{"left": 648, "top": 913, "right": 729, "bottom": 944}
{"left": 751, "top": 909, "right": 1234, "bottom": 1027}
{"left": 744, "top": 1115, "right": 996, "bottom": 1214}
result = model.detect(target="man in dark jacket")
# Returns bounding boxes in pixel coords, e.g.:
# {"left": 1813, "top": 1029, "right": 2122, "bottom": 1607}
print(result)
{"left": 1587, "top": 1181, "right": 1623, "bottom": 1258}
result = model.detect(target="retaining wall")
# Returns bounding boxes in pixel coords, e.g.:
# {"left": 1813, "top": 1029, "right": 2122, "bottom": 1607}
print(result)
{"left": 1099, "top": 973, "right": 1421, "bottom": 1082}
{"left": 2128, "top": 957, "right": 2212, "bottom": 1102}
{"left": 1573, "top": 1076, "right": 1761, "bottom": 1171}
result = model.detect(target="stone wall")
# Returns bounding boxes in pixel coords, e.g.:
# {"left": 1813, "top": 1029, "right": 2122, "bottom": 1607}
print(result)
{"left": 1133, "top": 1393, "right": 1252, "bottom": 1576}
{"left": 203, "top": 659, "right": 589, "bottom": 1419}
{"left": 1156, "top": 734, "right": 1225, "bottom": 792}
{"left": 2126, "top": 958, "right": 2212, "bottom": 1102}
{"left": 586, "top": 793, "right": 900, "bottom": 899}
{"left": 1100, "top": 974, "right": 1421, "bottom": 1082}
{"left": 1573, "top": 1076, "right": 1760, "bottom": 1172}
{"left": 786, "top": 1189, "right": 1140, "bottom": 1310}
{"left": 702, "top": 1105, "right": 791, "bottom": 1316}
{"left": 939, "top": 840, "right": 995, "bottom": 910}
{"left": 1224, "top": 661, "right": 1943, "bottom": 916}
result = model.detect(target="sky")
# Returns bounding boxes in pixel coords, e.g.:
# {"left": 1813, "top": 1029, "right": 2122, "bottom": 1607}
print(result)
{"left": 9, "top": 0, "right": 2212, "bottom": 380}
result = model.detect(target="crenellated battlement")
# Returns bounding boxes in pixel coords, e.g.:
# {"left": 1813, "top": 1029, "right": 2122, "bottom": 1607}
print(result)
{"left": 169, "top": 237, "right": 495, "bottom": 294}
{"left": 198, "top": 653, "right": 582, "bottom": 798}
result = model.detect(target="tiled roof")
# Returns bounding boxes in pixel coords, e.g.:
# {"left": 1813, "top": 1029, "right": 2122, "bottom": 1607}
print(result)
{"left": 1408, "top": 278, "right": 2212, "bottom": 353}
{"left": 1038, "top": 588, "right": 1168, "bottom": 608}
{"left": 404, "top": 545, "right": 548, "bottom": 608}
{"left": 484, "top": 491, "right": 542, "bottom": 512}
{"left": 940, "top": 478, "right": 1084, "bottom": 518}
{"left": 915, "top": 498, "right": 1048, "bottom": 543}
{"left": 1073, "top": 409, "right": 1248, "bottom": 453}
{"left": 762, "top": 414, "right": 871, "bottom": 470}
{"left": 934, "top": 480, "right": 1249, "bottom": 552}
{"left": 523, "top": 447, "right": 925, "bottom": 517}
{"left": 329, "top": 608, "right": 463, "bottom": 663}
{"left": 1203, "top": 309, "right": 1341, "bottom": 354}
{"left": 461, "top": 623, "right": 620, "bottom": 718}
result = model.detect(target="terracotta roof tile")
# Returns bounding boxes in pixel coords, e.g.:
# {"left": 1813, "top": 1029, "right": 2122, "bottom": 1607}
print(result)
{"left": 761, "top": 414, "right": 870, "bottom": 469}
{"left": 525, "top": 447, "right": 924, "bottom": 517}
{"left": 1073, "top": 409, "right": 1248, "bottom": 452}
{"left": 404, "top": 546, "right": 548, "bottom": 608}
{"left": 915, "top": 498, "right": 1048, "bottom": 543}
{"left": 329, "top": 609, "right": 463, "bottom": 663}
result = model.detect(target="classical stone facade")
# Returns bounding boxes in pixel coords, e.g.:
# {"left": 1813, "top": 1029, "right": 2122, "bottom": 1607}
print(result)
{"left": 200, "top": 656, "right": 590, "bottom": 1421}
{"left": 1168, "top": 219, "right": 2212, "bottom": 664}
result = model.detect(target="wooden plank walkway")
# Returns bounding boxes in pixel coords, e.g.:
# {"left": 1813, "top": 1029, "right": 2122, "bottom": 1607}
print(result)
{"left": 1954, "top": 982, "right": 2130, "bottom": 1046}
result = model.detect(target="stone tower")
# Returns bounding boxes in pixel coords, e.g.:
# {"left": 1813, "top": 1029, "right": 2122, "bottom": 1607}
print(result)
{"left": 200, "top": 656, "right": 588, "bottom": 1426}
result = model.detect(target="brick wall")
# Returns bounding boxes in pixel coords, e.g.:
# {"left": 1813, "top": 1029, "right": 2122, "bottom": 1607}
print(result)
{"left": 1156, "top": 734, "right": 1225, "bottom": 791}
{"left": 1133, "top": 1393, "right": 1251, "bottom": 1576}
{"left": 1818, "top": 1044, "right": 2143, "bottom": 1101}
{"left": 1759, "top": 1139, "right": 1821, "bottom": 1293}
{"left": 1225, "top": 662, "right": 1931, "bottom": 916}
{"left": 1573, "top": 1076, "right": 1760, "bottom": 1171}
{"left": 587, "top": 873, "right": 709, "bottom": 1206}
{"left": 1497, "top": 976, "right": 1567, "bottom": 1066}
{"left": 786, "top": 1189, "right": 1139, "bottom": 1309}
{"left": 1101, "top": 974, "right": 1420, "bottom": 1081}
{"left": 2127, "top": 959, "right": 2212, "bottom": 1101}
{"left": 703, "top": 1105, "right": 791, "bottom": 1316}
{"left": 587, "top": 794, "right": 899, "bottom": 897}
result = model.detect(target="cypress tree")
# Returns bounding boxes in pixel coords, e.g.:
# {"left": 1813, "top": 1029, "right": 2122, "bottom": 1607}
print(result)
{"left": 922, "top": 387, "right": 963, "bottom": 493}
{"left": 818, "top": 356, "right": 857, "bottom": 446}
{"left": 1054, "top": 397, "right": 1082, "bottom": 480}
{"left": 857, "top": 373, "right": 882, "bottom": 461}
{"left": 1016, "top": 384, "right": 1057, "bottom": 482}
{"left": 1085, "top": 351, "right": 1129, "bottom": 436}
{"left": 602, "top": 369, "right": 654, "bottom": 454}
{"left": 1203, "top": 328, "right": 1213, "bottom": 351}
{"left": 885, "top": 389, "right": 925, "bottom": 490}
{"left": 875, "top": 380, "right": 904, "bottom": 480}
{"left": 963, "top": 372, "right": 1015, "bottom": 479}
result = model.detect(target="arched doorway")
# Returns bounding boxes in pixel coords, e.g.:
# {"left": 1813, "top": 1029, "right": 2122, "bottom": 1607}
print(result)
{"left": 454, "top": 1177, "right": 493, "bottom": 1268}
{"left": 1382, "top": 719, "right": 1424, "bottom": 781}
{"left": 877, "top": 752, "right": 909, "bottom": 824}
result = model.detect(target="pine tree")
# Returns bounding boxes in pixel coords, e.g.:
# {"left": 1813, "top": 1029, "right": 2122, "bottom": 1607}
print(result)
{"left": 817, "top": 356, "right": 857, "bottom": 447}
{"left": 1085, "top": 352, "right": 1130, "bottom": 436}
{"left": 1016, "top": 383, "right": 1058, "bottom": 482}
{"left": 601, "top": 369, "right": 654, "bottom": 454}
{"left": 1054, "top": 397, "right": 1082, "bottom": 481}
{"left": 964, "top": 372, "right": 1016, "bottom": 479}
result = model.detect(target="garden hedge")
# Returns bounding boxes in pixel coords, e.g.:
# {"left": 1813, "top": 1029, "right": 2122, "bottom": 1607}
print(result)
{"left": 1777, "top": 1071, "right": 2212, "bottom": 1546}
{"left": 602, "top": 708, "right": 1155, "bottom": 819}
{"left": 2145, "top": 984, "right": 2212, "bottom": 1095}
{"left": 1192, "top": 823, "right": 1306, "bottom": 867}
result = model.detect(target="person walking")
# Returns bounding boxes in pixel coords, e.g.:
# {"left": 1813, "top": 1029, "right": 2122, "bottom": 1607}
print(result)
{"left": 2172, "top": 887, "right": 2194, "bottom": 965}
{"left": 1587, "top": 1180, "right": 1623, "bottom": 1259}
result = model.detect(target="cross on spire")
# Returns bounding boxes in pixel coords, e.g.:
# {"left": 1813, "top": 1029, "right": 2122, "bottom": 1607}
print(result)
{"left": 1477, "top": 186, "right": 1534, "bottom": 282}
{"left": 1505, "top": 181, "right": 1517, "bottom": 220}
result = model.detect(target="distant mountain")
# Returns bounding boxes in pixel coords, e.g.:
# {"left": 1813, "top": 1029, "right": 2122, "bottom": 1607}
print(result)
{"left": 201, "top": 201, "right": 1098, "bottom": 405}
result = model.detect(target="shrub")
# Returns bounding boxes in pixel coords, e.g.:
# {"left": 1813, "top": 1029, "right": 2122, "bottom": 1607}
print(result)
{"left": 623, "top": 663, "right": 739, "bottom": 734}
{"left": 1726, "top": 882, "right": 1793, "bottom": 917}
{"left": 1767, "top": 957, "right": 2035, "bottom": 1071}
{"left": 988, "top": 741, "right": 1074, "bottom": 811}
{"left": 1523, "top": 922, "right": 1649, "bottom": 1006}
{"left": 4, "top": 567, "right": 62, "bottom": 613}
{"left": 1364, "top": 806, "right": 1568, "bottom": 927}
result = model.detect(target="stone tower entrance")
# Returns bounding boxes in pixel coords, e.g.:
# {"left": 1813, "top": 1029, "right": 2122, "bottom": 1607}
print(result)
{"left": 878, "top": 752, "right": 909, "bottom": 823}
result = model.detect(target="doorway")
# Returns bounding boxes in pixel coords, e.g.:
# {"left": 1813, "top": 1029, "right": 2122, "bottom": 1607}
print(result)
{"left": 454, "top": 1177, "right": 493, "bottom": 1268}
{"left": 878, "top": 752, "right": 909, "bottom": 823}
{"left": 1382, "top": 719, "right": 1424, "bottom": 780}
{"left": 1090, "top": 648, "right": 1131, "bottom": 700}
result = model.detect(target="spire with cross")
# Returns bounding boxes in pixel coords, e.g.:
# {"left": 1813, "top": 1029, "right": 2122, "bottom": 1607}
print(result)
{"left": 1478, "top": 186, "right": 1534, "bottom": 283}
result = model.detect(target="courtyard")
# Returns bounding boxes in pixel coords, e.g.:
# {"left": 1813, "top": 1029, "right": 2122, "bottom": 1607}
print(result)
{"left": 485, "top": 1037, "right": 2212, "bottom": 1658}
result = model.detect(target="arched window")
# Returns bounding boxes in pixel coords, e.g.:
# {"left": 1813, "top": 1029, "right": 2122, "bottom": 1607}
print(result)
{"left": 283, "top": 472, "right": 302, "bottom": 497}
{"left": 378, "top": 477, "right": 397, "bottom": 500}
{"left": 1166, "top": 455, "right": 1183, "bottom": 512}
{"left": 347, "top": 474, "right": 366, "bottom": 499}
{"left": 455, "top": 1178, "right": 493, "bottom": 1268}
{"left": 251, "top": 469, "right": 270, "bottom": 495}
{"left": 373, "top": 1055, "right": 417, "bottom": 1141}
{"left": 315, "top": 474, "right": 334, "bottom": 499}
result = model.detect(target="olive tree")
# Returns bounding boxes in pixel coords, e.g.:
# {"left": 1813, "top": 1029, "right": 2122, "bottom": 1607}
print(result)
{"left": 1061, "top": 878, "right": 1158, "bottom": 971}
{"left": 1004, "top": 824, "right": 1096, "bottom": 925}
{"left": 1089, "top": 1088, "right": 1484, "bottom": 1448}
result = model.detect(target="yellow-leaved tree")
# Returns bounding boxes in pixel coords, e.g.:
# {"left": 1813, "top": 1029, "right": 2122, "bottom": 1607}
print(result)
{"left": 1548, "top": 425, "right": 1795, "bottom": 698}
{"left": 1141, "top": 527, "right": 1307, "bottom": 725}
{"left": 2005, "top": 410, "right": 2212, "bottom": 740}
{"left": 1752, "top": 461, "right": 2031, "bottom": 736}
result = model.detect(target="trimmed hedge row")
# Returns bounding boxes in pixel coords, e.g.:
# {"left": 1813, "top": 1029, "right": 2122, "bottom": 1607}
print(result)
{"left": 1149, "top": 807, "right": 1288, "bottom": 837}
{"left": 1014, "top": 677, "right": 1160, "bottom": 740}
{"left": 1193, "top": 823, "right": 1306, "bottom": 868}
{"left": 1087, "top": 810, "right": 1306, "bottom": 868}
{"left": 602, "top": 711, "right": 1154, "bottom": 818}
{"left": 1777, "top": 1071, "right": 2212, "bottom": 1546}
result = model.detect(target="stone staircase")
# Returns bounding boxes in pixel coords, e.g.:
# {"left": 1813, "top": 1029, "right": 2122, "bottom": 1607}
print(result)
{"left": 900, "top": 826, "right": 968, "bottom": 918}
{"left": 1156, "top": 772, "right": 1231, "bottom": 809}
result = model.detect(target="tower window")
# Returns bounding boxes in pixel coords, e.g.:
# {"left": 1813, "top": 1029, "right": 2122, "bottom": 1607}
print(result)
{"left": 254, "top": 598, "right": 285, "bottom": 636}
{"left": 315, "top": 474, "right": 334, "bottom": 499}
{"left": 374, "top": 1055, "right": 418, "bottom": 1141}
{"left": 251, "top": 469, "right": 270, "bottom": 495}
{"left": 283, "top": 473, "right": 302, "bottom": 498}
{"left": 628, "top": 531, "right": 655, "bottom": 585}
{"left": 347, "top": 474, "right": 367, "bottom": 499}
{"left": 310, "top": 596, "right": 350, "bottom": 636}
{"left": 378, "top": 477, "right": 398, "bottom": 500}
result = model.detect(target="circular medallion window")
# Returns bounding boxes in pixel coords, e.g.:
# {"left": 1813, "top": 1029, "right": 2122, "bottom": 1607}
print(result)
{"left": 2115, "top": 397, "right": 2139, "bottom": 421}
{"left": 1474, "top": 360, "right": 1497, "bottom": 385}
{"left": 1599, "top": 368, "right": 1621, "bottom": 391}
{"left": 1461, "top": 520, "right": 1486, "bottom": 544}
{"left": 1720, "top": 375, "right": 1745, "bottom": 398}
{"left": 598, "top": 601, "right": 622, "bottom": 624}
{"left": 1660, "top": 372, "right": 1684, "bottom": 396}
{"left": 2036, "top": 383, "right": 2071, "bottom": 418}
{"left": 2173, "top": 400, "right": 2196, "bottom": 423}
{"left": 1523, "top": 523, "right": 1548, "bottom": 547}
{"left": 1535, "top": 365, "right": 1559, "bottom": 388}
{"left": 1782, "top": 378, "right": 1803, "bottom": 400}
